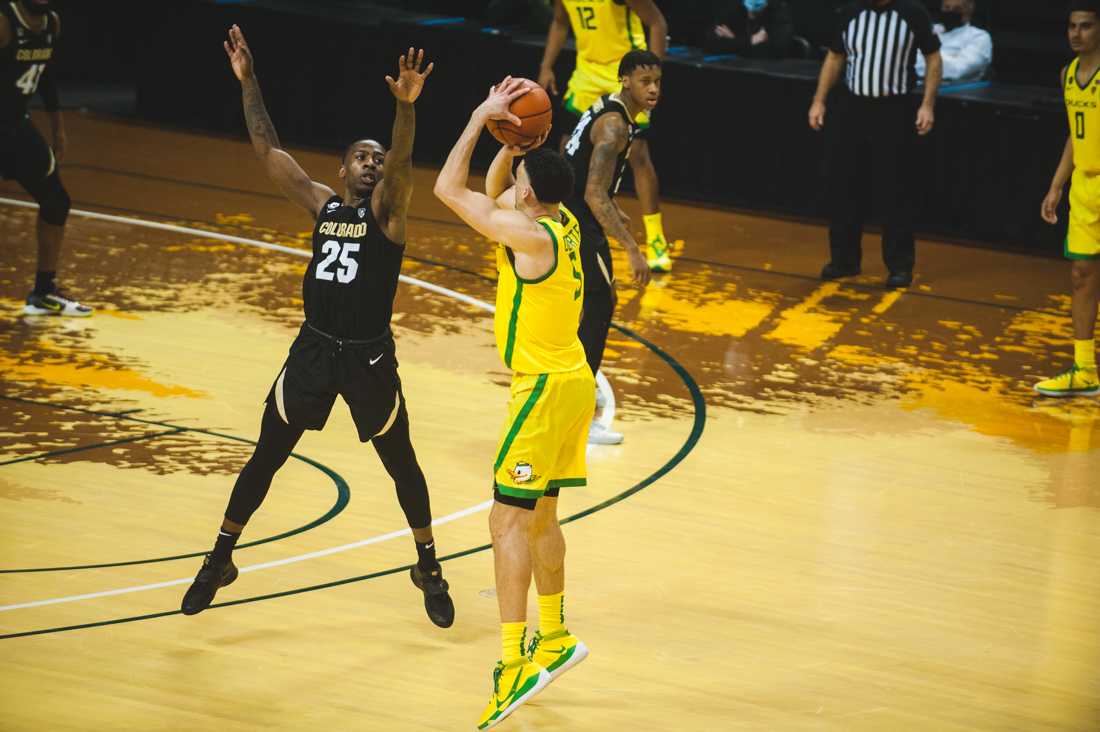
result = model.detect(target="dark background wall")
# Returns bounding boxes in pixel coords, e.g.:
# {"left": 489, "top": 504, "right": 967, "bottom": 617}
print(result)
{"left": 41, "top": 0, "right": 1070, "bottom": 256}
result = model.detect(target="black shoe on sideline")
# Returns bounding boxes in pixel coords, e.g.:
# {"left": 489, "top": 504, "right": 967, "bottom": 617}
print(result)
{"left": 820, "top": 262, "right": 861, "bottom": 281}
{"left": 410, "top": 564, "right": 455, "bottom": 628}
{"left": 886, "top": 271, "right": 913, "bottom": 289}
{"left": 181, "top": 555, "right": 238, "bottom": 616}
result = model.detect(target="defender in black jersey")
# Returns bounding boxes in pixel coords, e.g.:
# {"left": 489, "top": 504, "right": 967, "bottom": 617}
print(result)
{"left": 0, "top": 0, "right": 91, "bottom": 316}
{"left": 182, "top": 26, "right": 454, "bottom": 628}
{"left": 562, "top": 49, "right": 659, "bottom": 445}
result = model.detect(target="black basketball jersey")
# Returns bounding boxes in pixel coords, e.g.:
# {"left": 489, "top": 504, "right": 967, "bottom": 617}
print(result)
{"left": 302, "top": 195, "right": 403, "bottom": 340}
{"left": 562, "top": 94, "right": 640, "bottom": 226}
{"left": 0, "top": 3, "right": 58, "bottom": 128}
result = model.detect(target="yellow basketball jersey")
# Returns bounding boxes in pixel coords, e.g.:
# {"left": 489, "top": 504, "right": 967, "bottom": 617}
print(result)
{"left": 1066, "top": 57, "right": 1100, "bottom": 175}
{"left": 494, "top": 206, "right": 587, "bottom": 375}
{"left": 564, "top": 0, "right": 647, "bottom": 96}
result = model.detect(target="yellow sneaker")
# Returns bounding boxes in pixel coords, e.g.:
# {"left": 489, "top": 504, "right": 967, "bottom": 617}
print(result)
{"left": 1035, "top": 365, "right": 1100, "bottom": 398}
{"left": 476, "top": 658, "right": 550, "bottom": 730}
{"left": 527, "top": 629, "right": 589, "bottom": 682}
{"left": 647, "top": 234, "right": 673, "bottom": 273}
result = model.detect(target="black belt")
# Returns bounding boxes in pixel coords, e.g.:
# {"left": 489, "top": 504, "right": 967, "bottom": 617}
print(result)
{"left": 305, "top": 322, "right": 391, "bottom": 350}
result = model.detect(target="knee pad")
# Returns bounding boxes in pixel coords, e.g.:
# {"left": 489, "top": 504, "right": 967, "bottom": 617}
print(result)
{"left": 36, "top": 174, "right": 71, "bottom": 226}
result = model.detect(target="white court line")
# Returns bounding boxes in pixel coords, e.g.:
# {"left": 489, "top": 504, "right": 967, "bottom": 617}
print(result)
{"left": 0, "top": 501, "right": 491, "bottom": 612}
{"left": 0, "top": 197, "right": 616, "bottom": 611}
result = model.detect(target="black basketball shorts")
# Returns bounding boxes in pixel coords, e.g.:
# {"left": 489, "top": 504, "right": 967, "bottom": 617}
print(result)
{"left": 0, "top": 116, "right": 55, "bottom": 185}
{"left": 576, "top": 210, "right": 614, "bottom": 295}
{"left": 265, "top": 324, "right": 405, "bottom": 442}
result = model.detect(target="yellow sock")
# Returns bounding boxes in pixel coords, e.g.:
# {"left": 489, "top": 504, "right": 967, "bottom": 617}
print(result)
{"left": 1075, "top": 339, "right": 1097, "bottom": 370}
{"left": 537, "top": 592, "right": 565, "bottom": 636}
{"left": 643, "top": 213, "right": 665, "bottom": 246}
{"left": 501, "top": 622, "right": 526, "bottom": 664}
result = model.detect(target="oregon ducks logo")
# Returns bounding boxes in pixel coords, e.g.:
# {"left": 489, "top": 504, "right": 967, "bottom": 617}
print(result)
{"left": 508, "top": 462, "right": 539, "bottom": 485}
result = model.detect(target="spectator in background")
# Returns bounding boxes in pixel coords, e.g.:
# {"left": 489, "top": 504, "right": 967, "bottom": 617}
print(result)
{"left": 917, "top": 0, "right": 992, "bottom": 82}
{"left": 705, "top": 0, "right": 795, "bottom": 58}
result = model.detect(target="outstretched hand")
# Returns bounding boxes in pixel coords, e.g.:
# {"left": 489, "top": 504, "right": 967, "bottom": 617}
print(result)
{"left": 476, "top": 77, "right": 530, "bottom": 127}
{"left": 386, "top": 48, "right": 434, "bottom": 104}
{"left": 223, "top": 24, "right": 255, "bottom": 81}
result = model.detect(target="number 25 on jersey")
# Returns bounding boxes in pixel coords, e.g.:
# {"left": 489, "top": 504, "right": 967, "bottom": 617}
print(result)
{"left": 315, "top": 240, "right": 360, "bottom": 284}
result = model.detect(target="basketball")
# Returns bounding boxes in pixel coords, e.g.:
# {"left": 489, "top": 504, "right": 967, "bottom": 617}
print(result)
{"left": 486, "top": 78, "right": 552, "bottom": 150}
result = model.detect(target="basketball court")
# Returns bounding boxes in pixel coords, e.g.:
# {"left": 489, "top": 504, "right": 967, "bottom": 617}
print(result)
{"left": 1, "top": 111, "right": 1098, "bottom": 730}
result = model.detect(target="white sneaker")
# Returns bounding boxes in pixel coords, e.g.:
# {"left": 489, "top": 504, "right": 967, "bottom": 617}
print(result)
{"left": 588, "top": 421, "right": 623, "bottom": 445}
{"left": 595, "top": 386, "right": 607, "bottom": 411}
{"left": 24, "top": 290, "right": 93, "bottom": 317}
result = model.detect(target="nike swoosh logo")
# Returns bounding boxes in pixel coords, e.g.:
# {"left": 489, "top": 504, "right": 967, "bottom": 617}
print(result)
{"left": 369, "top": 354, "right": 383, "bottom": 366}
{"left": 495, "top": 672, "right": 524, "bottom": 710}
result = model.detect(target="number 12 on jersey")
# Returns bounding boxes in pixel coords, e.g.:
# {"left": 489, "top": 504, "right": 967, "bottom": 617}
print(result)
{"left": 575, "top": 5, "right": 597, "bottom": 30}
{"left": 315, "top": 240, "right": 360, "bottom": 284}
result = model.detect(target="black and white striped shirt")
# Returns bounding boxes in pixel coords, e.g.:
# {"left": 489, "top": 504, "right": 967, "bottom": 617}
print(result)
{"left": 830, "top": 0, "right": 940, "bottom": 98}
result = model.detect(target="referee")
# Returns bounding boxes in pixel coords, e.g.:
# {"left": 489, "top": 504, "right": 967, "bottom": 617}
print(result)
{"left": 808, "top": 0, "right": 943, "bottom": 289}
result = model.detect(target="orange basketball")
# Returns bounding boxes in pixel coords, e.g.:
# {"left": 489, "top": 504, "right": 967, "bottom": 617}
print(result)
{"left": 486, "top": 79, "right": 553, "bottom": 150}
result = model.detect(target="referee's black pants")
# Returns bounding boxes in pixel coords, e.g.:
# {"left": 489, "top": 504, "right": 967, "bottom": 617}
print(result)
{"left": 826, "top": 93, "right": 918, "bottom": 275}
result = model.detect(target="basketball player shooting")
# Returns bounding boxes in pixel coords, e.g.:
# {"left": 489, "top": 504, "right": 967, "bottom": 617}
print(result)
{"left": 435, "top": 78, "right": 594, "bottom": 730}
{"left": 180, "top": 26, "right": 454, "bottom": 629}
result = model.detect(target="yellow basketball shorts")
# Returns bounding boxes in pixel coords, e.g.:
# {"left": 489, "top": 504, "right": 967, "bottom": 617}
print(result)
{"left": 563, "top": 67, "right": 652, "bottom": 132}
{"left": 493, "top": 366, "right": 596, "bottom": 503}
{"left": 1067, "top": 169, "right": 1100, "bottom": 260}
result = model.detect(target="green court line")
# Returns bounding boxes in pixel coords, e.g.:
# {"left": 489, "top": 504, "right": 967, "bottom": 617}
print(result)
{"left": 0, "top": 394, "right": 351, "bottom": 574}
{"left": 0, "top": 320, "right": 705, "bottom": 640}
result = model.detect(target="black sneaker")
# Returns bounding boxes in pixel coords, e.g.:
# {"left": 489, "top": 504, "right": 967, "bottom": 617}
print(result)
{"left": 23, "top": 290, "right": 93, "bottom": 317}
{"left": 885, "top": 271, "right": 913, "bottom": 289}
{"left": 181, "top": 554, "right": 238, "bottom": 616}
{"left": 410, "top": 563, "right": 454, "bottom": 628}
{"left": 820, "top": 262, "right": 861, "bottom": 281}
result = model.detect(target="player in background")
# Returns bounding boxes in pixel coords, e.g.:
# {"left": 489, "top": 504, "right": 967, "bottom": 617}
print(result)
{"left": 538, "top": 0, "right": 675, "bottom": 272}
{"left": 1038, "top": 0, "right": 1100, "bottom": 397}
{"left": 1, "top": 0, "right": 91, "bottom": 316}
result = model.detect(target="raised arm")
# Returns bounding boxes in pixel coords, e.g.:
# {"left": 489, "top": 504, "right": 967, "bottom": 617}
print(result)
{"left": 376, "top": 47, "right": 433, "bottom": 242}
{"left": 486, "top": 145, "right": 520, "bottom": 209}
{"left": 627, "top": 0, "right": 668, "bottom": 58}
{"left": 538, "top": 0, "right": 571, "bottom": 95}
{"left": 224, "top": 25, "right": 333, "bottom": 218}
{"left": 583, "top": 115, "right": 649, "bottom": 285}
{"left": 486, "top": 128, "right": 551, "bottom": 209}
{"left": 434, "top": 79, "right": 551, "bottom": 254}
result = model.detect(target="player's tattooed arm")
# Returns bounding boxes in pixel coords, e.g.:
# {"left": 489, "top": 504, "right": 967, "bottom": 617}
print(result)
{"left": 585, "top": 116, "right": 650, "bottom": 286}
{"left": 378, "top": 48, "right": 433, "bottom": 240}
{"left": 224, "top": 25, "right": 333, "bottom": 218}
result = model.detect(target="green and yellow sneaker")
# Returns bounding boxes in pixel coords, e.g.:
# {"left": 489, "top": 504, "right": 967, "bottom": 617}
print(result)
{"left": 1034, "top": 364, "right": 1100, "bottom": 397}
{"left": 527, "top": 629, "right": 589, "bottom": 682}
{"left": 646, "top": 234, "right": 672, "bottom": 273}
{"left": 476, "top": 658, "right": 550, "bottom": 730}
